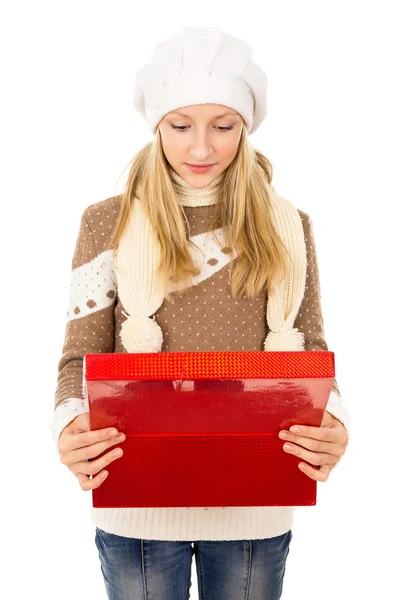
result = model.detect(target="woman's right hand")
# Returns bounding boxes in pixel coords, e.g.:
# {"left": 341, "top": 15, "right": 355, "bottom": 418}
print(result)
{"left": 57, "top": 413, "right": 126, "bottom": 491}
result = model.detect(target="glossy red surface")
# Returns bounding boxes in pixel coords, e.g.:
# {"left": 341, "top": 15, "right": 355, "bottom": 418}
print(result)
{"left": 84, "top": 351, "right": 335, "bottom": 508}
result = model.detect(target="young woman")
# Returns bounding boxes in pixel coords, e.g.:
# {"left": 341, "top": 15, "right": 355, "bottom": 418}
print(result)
{"left": 52, "top": 26, "right": 350, "bottom": 600}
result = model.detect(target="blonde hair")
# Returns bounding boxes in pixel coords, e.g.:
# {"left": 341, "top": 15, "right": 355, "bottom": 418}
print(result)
{"left": 111, "top": 124, "right": 291, "bottom": 302}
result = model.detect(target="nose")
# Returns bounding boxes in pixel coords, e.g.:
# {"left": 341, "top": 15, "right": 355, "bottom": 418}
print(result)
{"left": 189, "top": 129, "right": 215, "bottom": 159}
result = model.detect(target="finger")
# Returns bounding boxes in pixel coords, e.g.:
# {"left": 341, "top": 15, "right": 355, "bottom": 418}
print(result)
{"left": 279, "top": 431, "right": 346, "bottom": 459}
{"left": 283, "top": 442, "right": 340, "bottom": 467}
{"left": 287, "top": 424, "right": 346, "bottom": 444}
{"left": 76, "top": 470, "right": 109, "bottom": 491}
{"left": 63, "top": 432, "right": 126, "bottom": 466}
{"left": 71, "top": 446, "right": 124, "bottom": 477}
{"left": 298, "top": 462, "right": 332, "bottom": 482}
{"left": 60, "top": 426, "right": 121, "bottom": 454}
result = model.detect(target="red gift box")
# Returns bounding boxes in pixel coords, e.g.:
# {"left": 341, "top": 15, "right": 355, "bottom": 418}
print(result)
{"left": 84, "top": 350, "right": 335, "bottom": 508}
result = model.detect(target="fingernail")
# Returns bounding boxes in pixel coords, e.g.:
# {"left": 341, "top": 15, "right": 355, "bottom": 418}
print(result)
{"left": 109, "top": 430, "right": 118, "bottom": 437}
{"left": 290, "top": 426, "right": 300, "bottom": 433}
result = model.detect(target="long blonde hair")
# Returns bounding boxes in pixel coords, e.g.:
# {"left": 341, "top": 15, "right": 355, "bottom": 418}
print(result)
{"left": 111, "top": 124, "right": 291, "bottom": 302}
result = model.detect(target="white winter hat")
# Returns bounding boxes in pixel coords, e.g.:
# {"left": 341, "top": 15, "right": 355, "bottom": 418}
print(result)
{"left": 133, "top": 26, "right": 268, "bottom": 135}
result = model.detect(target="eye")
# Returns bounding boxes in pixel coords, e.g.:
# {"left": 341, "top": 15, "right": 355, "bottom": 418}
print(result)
{"left": 171, "top": 125, "right": 234, "bottom": 132}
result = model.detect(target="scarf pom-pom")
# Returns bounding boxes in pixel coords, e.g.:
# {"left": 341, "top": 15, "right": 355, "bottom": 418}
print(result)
{"left": 120, "top": 314, "right": 163, "bottom": 353}
{"left": 263, "top": 327, "right": 305, "bottom": 351}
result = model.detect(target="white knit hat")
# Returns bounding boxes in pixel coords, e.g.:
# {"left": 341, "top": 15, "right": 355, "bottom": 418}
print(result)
{"left": 133, "top": 26, "right": 268, "bottom": 135}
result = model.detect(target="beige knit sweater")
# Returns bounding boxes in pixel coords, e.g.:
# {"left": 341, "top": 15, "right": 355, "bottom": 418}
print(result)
{"left": 52, "top": 172, "right": 349, "bottom": 541}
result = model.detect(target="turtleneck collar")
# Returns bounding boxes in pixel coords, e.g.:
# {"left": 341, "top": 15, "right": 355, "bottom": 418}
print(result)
{"left": 168, "top": 165, "right": 222, "bottom": 207}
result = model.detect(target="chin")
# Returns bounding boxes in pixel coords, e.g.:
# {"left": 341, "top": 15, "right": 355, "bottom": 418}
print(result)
{"left": 185, "top": 168, "right": 220, "bottom": 184}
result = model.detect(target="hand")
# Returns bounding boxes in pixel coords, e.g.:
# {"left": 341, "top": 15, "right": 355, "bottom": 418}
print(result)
{"left": 278, "top": 411, "right": 349, "bottom": 482}
{"left": 57, "top": 413, "right": 126, "bottom": 491}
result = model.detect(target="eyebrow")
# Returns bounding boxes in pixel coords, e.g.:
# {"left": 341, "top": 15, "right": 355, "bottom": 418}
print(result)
{"left": 168, "top": 111, "right": 237, "bottom": 119}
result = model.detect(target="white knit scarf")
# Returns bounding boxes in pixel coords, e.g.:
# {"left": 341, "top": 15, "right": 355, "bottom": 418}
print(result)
{"left": 113, "top": 166, "right": 307, "bottom": 353}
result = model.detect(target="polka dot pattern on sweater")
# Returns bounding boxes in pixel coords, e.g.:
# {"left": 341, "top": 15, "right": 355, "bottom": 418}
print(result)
{"left": 66, "top": 249, "right": 117, "bottom": 322}
{"left": 55, "top": 194, "right": 341, "bottom": 416}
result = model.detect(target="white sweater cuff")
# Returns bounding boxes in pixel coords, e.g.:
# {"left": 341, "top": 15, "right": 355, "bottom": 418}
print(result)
{"left": 324, "top": 390, "right": 350, "bottom": 433}
{"left": 51, "top": 398, "right": 86, "bottom": 455}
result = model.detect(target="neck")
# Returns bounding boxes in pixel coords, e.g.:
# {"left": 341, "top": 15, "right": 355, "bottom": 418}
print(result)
{"left": 168, "top": 165, "right": 222, "bottom": 207}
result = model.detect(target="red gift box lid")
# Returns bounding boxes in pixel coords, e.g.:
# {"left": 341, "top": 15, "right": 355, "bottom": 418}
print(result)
{"left": 84, "top": 350, "right": 335, "bottom": 508}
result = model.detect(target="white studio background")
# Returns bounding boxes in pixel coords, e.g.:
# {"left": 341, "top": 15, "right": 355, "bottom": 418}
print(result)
{"left": 1, "top": 1, "right": 397, "bottom": 598}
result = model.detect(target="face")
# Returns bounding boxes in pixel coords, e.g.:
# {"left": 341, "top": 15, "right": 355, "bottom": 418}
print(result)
{"left": 158, "top": 104, "right": 244, "bottom": 188}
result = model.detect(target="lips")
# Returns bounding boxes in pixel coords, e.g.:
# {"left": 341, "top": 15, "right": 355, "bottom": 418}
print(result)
{"left": 186, "top": 164, "right": 214, "bottom": 173}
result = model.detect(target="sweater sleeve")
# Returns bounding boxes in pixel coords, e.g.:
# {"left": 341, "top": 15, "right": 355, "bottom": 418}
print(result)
{"left": 51, "top": 210, "right": 117, "bottom": 454}
{"left": 294, "top": 213, "right": 350, "bottom": 432}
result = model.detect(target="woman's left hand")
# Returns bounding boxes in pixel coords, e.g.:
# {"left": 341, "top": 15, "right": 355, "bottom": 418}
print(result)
{"left": 278, "top": 411, "right": 349, "bottom": 482}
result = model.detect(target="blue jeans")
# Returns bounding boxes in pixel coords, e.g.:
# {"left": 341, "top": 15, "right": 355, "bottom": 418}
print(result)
{"left": 95, "top": 527, "right": 292, "bottom": 599}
